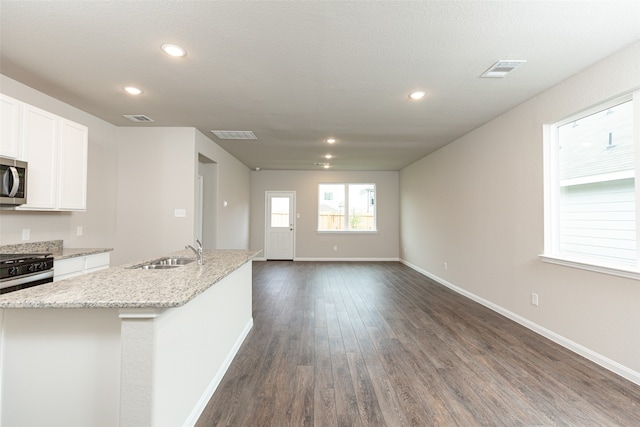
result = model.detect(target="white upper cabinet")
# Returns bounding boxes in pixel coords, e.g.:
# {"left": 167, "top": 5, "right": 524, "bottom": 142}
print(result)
{"left": 0, "top": 94, "right": 22, "bottom": 159}
{"left": 58, "top": 119, "right": 88, "bottom": 210}
{"left": 19, "top": 104, "right": 59, "bottom": 210}
{"left": 4, "top": 95, "right": 89, "bottom": 211}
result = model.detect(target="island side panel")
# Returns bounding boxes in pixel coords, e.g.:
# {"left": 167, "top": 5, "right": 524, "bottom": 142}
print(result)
{"left": 157, "top": 260, "right": 253, "bottom": 426}
{"left": 154, "top": 260, "right": 253, "bottom": 426}
{"left": 0, "top": 308, "right": 121, "bottom": 427}
{"left": 116, "top": 260, "right": 253, "bottom": 427}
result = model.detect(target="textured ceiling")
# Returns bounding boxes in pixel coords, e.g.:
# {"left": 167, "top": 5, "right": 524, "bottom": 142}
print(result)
{"left": 1, "top": 1, "right": 639, "bottom": 171}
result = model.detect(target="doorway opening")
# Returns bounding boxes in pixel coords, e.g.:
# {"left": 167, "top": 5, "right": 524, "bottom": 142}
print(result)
{"left": 198, "top": 154, "right": 218, "bottom": 249}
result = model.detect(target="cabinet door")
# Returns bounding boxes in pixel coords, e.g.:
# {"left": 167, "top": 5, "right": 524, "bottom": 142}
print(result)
{"left": 0, "top": 94, "right": 22, "bottom": 159}
{"left": 58, "top": 119, "right": 88, "bottom": 210}
{"left": 53, "top": 257, "right": 85, "bottom": 282}
{"left": 84, "top": 252, "right": 110, "bottom": 273}
{"left": 19, "top": 104, "right": 59, "bottom": 210}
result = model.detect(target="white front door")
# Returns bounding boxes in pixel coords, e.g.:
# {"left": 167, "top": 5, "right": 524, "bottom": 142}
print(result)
{"left": 266, "top": 191, "right": 295, "bottom": 260}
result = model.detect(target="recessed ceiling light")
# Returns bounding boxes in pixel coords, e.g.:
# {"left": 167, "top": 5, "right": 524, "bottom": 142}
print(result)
{"left": 161, "top": 44, "right": 187, "bottom": 57}
{"left": 325, "top": 154, "right": 332, "bottom": 159}
{"left": 409, "top": 91, "right": 426, "bottom": 100}
{"left": 123, "top": 86, "right": 143, "bottom": 95}
{"left": 326, "top": 138, "right": 336, "bottom": 144}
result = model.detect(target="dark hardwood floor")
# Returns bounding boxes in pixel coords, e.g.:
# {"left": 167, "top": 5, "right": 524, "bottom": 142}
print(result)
{"left": 195, "top": 261, "right": 640, "bottom": 426}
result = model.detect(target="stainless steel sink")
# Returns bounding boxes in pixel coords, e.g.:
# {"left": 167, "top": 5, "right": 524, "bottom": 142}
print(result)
{"left": 129, "top": 257, "right": 197, "bottom": 269}
{"left": 156, "top": 257, "right": 196, "bottom": 266}
{"left": 139, "top": 264, "right": 181, "bottom": 270}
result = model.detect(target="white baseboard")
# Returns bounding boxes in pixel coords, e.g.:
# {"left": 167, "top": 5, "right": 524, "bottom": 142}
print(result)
{"left": 253, "top": 256, "right": 400, "bottom": 262}
{"left": 400, "top": 259, "right": 640, "bottom": 387}
{"left": 183, "top": 317, "right": 254, "bottom": 427}
{"left": 294, "top": 257, "right": 399, "bottom": 262}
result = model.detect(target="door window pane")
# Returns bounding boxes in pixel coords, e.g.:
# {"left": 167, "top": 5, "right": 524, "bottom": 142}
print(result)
{"left": 271, "top": 197, "right": 290, "bottom": 227}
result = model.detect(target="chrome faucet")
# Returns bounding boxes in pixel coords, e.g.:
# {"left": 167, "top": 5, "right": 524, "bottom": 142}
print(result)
{"left": 186, "top": 239, "right": 204, "bottom": 265}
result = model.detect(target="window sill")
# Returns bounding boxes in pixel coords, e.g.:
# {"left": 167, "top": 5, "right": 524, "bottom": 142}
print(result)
{"left": 317, "top": 230, "right": 378, "bottom": 234}
{"left": 539, "top": 254, "right": 640, "bottom": 281}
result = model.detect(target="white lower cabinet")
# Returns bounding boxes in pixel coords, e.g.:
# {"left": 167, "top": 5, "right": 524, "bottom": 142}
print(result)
{"left": 54, "top": 252, "right": 110, "bottom": 282}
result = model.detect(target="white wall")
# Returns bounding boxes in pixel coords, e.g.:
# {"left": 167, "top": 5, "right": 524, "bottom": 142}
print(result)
{"left": 114, "top": 127, "right": 196, "bottom": 265}
{"left": 251, "top": 170, "right": 399, "bottom": 260}
{"left": 400, "top": 41, "right": 640, "bottom": 381}
{"left": 0, "top": 75, "right": 118, "bottom": 249}
{"left": 113, "top": 128, "right": 251, "bottom": 265}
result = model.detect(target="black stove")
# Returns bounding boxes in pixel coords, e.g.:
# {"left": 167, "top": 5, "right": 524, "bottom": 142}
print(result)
{"left": 0, "top": 253, "right": 54, "bottom": 294}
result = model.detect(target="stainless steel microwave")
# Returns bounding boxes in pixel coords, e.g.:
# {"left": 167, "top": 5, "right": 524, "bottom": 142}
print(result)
{"left": 0, "top": 157, "right": 28, "bottom": 207}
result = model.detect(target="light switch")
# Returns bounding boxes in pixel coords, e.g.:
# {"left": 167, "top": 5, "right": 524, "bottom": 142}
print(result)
{"left": 174, "top": 209, "right": 186, "bottom": 217}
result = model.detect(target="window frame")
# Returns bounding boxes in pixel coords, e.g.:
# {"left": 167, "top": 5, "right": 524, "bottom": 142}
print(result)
{"left": 541, "top": 90, "right": 640, "bottom": 280}
{"left": 317, "top": 182, "right": 377, "bottom": 233}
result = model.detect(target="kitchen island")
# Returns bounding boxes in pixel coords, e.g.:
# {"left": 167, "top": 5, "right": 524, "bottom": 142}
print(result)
{"left": 0, "top": 249, "right": 259, "bottom": 427}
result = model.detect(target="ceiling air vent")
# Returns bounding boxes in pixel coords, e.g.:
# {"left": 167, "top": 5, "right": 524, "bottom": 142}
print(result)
{"left": 123, "top": 114, "right": 154, "bottom": 123}
{"left": 481, "top": 60, "right": 526, "bottom": 78}
{"left": 211, "top": 130, "right": 257, "bottom": 140}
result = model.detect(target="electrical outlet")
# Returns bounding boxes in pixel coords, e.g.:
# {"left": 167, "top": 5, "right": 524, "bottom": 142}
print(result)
{"left": 333, "top": 245, "right": 338, "bottom": 251}
{"left": 77, "top": 226, "right": 83, "bottom": 236}
{"left": 22, "top": 228, "right": 30, "bottom": 241}
{"left": 444, "top": 262, "right": 448, "bottom": 270}
{"left": 531, "top": 293, "right": 539, "bottom": 306}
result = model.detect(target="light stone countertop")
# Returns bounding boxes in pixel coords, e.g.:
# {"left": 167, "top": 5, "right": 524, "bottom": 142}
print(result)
{"left": 50, "top": 247, "right": 113, "bottom": 260}
{"left": 0, "top": 249, "right": 260, "bottom": 309}
{"left": 0, "top": 240, "right": 112, "bottom": 260}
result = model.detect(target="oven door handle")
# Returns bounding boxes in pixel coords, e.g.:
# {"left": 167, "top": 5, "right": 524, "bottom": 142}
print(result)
{"left": 0, "top": 270, "right": 54, "bottom": 290}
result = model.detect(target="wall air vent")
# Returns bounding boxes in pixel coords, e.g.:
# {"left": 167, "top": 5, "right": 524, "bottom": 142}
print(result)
{"left": 123, "top": 114, "right": 154, "bottom": 123}
{"left": 211, "top": 130, "right": 257, "bottom": 140}
{"left": 481, "top": 60, "right": 527, "bottom": 78}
